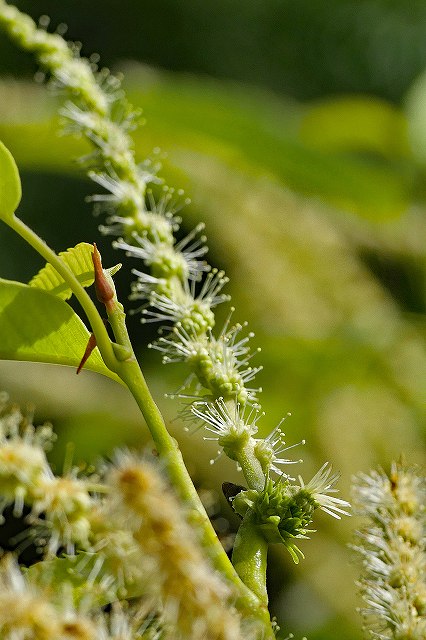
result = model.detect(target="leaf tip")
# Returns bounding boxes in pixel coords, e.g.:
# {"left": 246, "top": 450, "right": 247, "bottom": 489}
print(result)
{"left": 0, "top": 140, "right": 22, "bottom": 222}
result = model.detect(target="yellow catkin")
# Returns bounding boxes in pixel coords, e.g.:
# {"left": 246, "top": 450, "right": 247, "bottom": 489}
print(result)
{"left": 0, "top": 557, "right": 80, "bottom": 640}
{"left": 0, "top": 593, "right": 62, "bottom": 639}
{"left": 106, "top": 454, "right": 246, "bottom": 640}
{"left": 0, "top": 557, "right": 111, "bottom": 640}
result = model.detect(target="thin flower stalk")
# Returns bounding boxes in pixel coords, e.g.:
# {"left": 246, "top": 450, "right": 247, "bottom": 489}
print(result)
{"left": 0, "top": 152, "right": 271, "bottom": 628}
{"left": 230, "top": 463, "right": 350, "bottom": 566}
{"left": 0, "top": 392, "right": 100, "bottom": 556}
{"left": 0, "top": 1, "right": 271, "bottom": 491}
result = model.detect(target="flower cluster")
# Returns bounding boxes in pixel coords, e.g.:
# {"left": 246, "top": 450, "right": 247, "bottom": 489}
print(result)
{"left": 0, "top": 391, "right": 96, "bottom": 555}
{"left": 0, "top": 555, "right": 163, "bottom": 640}
{"left": 0, "top": 394, "right": 150, "bottom": 599}
{"left": 230, "top": 463, "right": 350, "bottom": 563}
{"left": 353, "top": 461, "right": 426, "bottom": 640}
{"left": 191, "top": 398, "right": 306, "bottom": 490}
{"left": 0, "top": 393, "right": 250, "bottom": 639}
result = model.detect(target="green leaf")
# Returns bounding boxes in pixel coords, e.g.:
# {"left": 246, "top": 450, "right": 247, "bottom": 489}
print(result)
{"left": 0, "top": 139, "right": 22, "bottom": 221}
{"left": 29, "top": 242, "right": 95, "bottom": 300}
{"left": 0, "top": 278, "right": 121, "bottom": 383}
{"left": 26, "top": 552, "right": 143, "bottom": 607}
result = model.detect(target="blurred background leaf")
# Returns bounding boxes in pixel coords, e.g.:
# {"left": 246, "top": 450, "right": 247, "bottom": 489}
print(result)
{"left": 0, "top": 2, "right": 426, "bottom": 639}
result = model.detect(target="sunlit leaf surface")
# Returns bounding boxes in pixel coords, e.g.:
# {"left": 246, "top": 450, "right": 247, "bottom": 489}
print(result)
{"left": 0, "top": 278, "right": 120, "bottom": 383}
{"left": 29, "top": 241, "right": 95, "bottom": 300}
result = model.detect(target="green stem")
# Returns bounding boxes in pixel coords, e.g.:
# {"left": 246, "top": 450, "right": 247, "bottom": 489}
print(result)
{"left": 116, "top": 359, "right": 234, "bottom": 570}
{"left": 232, "top": 509, "right": 269, "bottom": 606}
{"left": 237, "top": 440, "right": 265, "bottom": 492}
{"left": 104, "top": 306, "right": 274, "bottom": 632}
{"left": 9, "top": 215, "right": 226, "bottom": 574}
{"left": 8, "top": 215, "right": 230, "bottom": 576}
{"left": 7, "top": 213, "right": 274, "bottom": 634}
{"left": 111, "top": 345, "right": 274, "bottom": 630}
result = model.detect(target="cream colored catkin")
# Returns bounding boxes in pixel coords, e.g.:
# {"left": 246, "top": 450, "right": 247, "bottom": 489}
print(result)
{"left": 104, "top": 452, "right": 252, "bottom": 640}
{"left": 353, "top": 461, "right": 426, "bottom": 640}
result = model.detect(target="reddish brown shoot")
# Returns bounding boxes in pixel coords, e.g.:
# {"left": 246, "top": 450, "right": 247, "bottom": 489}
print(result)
{"left": 76, "top": 332, "right": 97, "bottom": 374}
{"left": 92, "top": 243, "right": 115, "bottom": 309}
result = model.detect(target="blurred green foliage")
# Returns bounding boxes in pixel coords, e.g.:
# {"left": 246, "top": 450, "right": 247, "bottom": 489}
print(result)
{"left": 3, "top": 0, "right": 426, "bottom": 103}
{"left": 0, "top": 2, "right": 425, "bottom": 639}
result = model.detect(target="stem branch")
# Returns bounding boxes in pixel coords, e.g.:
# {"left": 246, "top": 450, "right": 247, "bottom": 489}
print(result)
{"left": 232, "top": 509, "right": 269, "bottom": 606}
{"left": 237, "top": 441, "right": 265, "bottom": 492}
{"left": 7, "top": 215, "right": 117, "bottom": 370}
{"left": 7, "top": 214, "right": 275, "bottom": 635}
